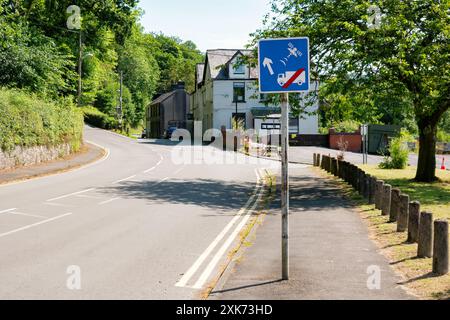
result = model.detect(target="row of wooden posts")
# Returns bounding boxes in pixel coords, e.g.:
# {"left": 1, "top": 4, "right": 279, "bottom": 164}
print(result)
{"left": 313, "top": 153, "right": 449, "bottom": 276}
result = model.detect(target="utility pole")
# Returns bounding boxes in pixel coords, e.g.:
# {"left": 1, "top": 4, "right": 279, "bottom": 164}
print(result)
{"left": 119, "top": 70, "right": 123, "bottom": 130}
{"left": 77, "top": 30, "right": 83, "bottom": 107}
{"left": 281, "top": 92, "right": 290, "bottom": 280}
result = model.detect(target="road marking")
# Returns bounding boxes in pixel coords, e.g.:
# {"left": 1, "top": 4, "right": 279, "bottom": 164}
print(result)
{"left": 99, "top": 197, "right": 120, "bottom": 206}
{"left": 76, "top": 194, "right": 102, "bottom": 199}
{"left": 47, "top": 188, "right": 95, "bottom": 202}
{"left": 144, "top": 166, "right": 156, "bottom": 173}
{"left": 0, "top": 208, "right": 17, "bottom": 214}
{"left": 113, "top": 175, "right": 137, "bottom": 184}
{"left": 12, "top": 212, "right": 47, "bottom": 219}
{"left": 192, "top": 171, "right": 264, "bottom": 289}
{"left": 144, "top": 154, "right": 164, "bottom": 173}
{"left": 175, "top": 169, "right": 262, "bottom": 288}
{"left": 44, "top": 202, "right": 74, "bottom": 208}
{"left": 0, "top": 212, "right": 73, "bottom": 239}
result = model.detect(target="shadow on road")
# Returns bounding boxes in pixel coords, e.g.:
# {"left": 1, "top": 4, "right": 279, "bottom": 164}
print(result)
{"left": 97, "top": 179, "right": 257, "bottom": 214}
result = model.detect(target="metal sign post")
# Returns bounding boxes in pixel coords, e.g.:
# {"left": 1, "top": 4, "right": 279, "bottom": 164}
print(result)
{"left": 280, "top": 92, "right": 290, "bottom": 280}
{"left": 258, "top": 38, "right": 310, "bottom": 280}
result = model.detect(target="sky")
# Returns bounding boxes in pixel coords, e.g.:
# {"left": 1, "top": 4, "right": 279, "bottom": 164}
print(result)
{"left": 139, "top": 0, "right": 271, "bottom": 52}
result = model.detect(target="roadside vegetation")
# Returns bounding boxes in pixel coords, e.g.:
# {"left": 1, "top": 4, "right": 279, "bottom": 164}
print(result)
{"left": 0, "top": 88, "right": 83, "bottom": 153}
{"left": 0, "top": 1, "right": 203, "bottom": 139}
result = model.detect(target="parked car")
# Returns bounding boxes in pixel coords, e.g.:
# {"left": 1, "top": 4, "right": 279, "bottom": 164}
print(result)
{"left": 164, "top": 126, "right": 178, "bottom": 139}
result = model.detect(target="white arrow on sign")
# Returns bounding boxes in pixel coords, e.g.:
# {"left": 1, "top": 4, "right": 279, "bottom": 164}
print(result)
{"left": 263, "top": 57, "right": 274, "bottom": 75}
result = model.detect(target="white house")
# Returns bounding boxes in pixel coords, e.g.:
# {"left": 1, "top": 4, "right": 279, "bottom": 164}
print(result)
{"left": 191, "top": 49, "right": 319, "bottom": 135}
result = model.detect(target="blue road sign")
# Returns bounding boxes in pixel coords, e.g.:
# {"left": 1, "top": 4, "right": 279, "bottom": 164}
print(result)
{"left": 258, "top": 38, "right": 310, "bottom": 93}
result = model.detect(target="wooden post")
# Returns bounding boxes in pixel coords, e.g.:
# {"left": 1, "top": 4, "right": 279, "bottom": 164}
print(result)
{"left": 389, "top": 189, "right": 401, "bottom": 222}
{"left": 381, "top": 184, "right": 392, "bottom": 216}
{"left": 375, "top": 180, "right": 385, "bottom": 210}
{"left": 397, "top": 194, "right": 410, "bottom": 232}
{"left": 368, "top": 176, "right": 377, "bottom": 205}
{"left": 363, "top": 174, "right": 370, "bottom": 199}
{"left": 407, "top": 201, "right": 421, "bottom": 243}
{"left": 433, "top": 220, "right": 449, "bottom": 275}
{"left": 418, "top": 212, "right": 433, "bottom": 258}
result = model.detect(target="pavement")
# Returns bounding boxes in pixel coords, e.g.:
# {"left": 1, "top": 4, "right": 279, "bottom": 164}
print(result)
{"left": 210, "top": 165, "right": 413, "bottom": 300}
{"left": 0, "top": 125, "right": 278, "bottom": 299}
{"left": 0, "top": 142, "right": 105, "bottom": 185}
{"left": 288, "top": 146, "right": 449, "bottom": 169}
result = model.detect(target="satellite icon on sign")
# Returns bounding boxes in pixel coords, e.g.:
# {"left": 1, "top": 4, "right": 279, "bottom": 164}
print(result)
{"left": 280, "top": 42, "right": 302, "bottom": 66}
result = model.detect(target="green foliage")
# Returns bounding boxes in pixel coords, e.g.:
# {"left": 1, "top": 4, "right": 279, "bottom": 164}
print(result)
{"left": 0, "top": 88, "right": 83, "bottom": 152}
{"left": 0, "top": 15, "right": 76, "bottom": 97}
{"left": 0, "top": 1, "right": 203, "bottom": 134}
{"left": 379, "top": 133, "right": 410, "bottom": 170}
{"left": 255, "top": 0, "right": 449, "bottom": 181}
{"left": 81, "top": 106, "right": 118, "bottom": 130}
{"left": 437, "top": 130, "right": 450, "bottom": 143}
{"left": 332, "top": 120, "right": 360, "bottom": 133}
{"left": 150, "top": 34, "right": 204, "bottom": 93}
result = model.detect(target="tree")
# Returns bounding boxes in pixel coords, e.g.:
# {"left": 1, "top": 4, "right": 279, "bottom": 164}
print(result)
{"left": 253, "top": 0, "right": 449, "bottom": 182}
{"left": 118, "top": 25, "right": 159, "bottom": 127}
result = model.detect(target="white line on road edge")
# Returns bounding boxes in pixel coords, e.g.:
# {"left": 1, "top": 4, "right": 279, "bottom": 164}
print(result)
{"left": 98, "top": 198, "right": 120, "bottom": 206}
{"left": 12, "top": 212, "right": 47, "bottom": 219}
{"left": 0, "top": 212, "right": 73, "bottom": 239}
{"left": 192, "top": 170, "right": 265, "bottom": 289}
{"left": 0, "top": 208, "right": 17, "bottom": 214}
{"left": 46, "top": 188, "right": 96, "bottom": 202}
{"left": 113, "top": 175, "right": 137, "bottom": 184}
{"left": 175, "top": 169, "right": 262, "bottom": 288}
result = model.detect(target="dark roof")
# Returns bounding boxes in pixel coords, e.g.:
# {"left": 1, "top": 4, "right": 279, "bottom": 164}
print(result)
{"left": 204, "top": 49, "right": 258, "bottom": 80}
{"left": 150, "top": 91, "right": 175, "bottom": 105}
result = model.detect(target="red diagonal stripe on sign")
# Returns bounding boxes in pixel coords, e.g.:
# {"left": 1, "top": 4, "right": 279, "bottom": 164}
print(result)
{"left": 282, "top": 68, "right": 305, "bottom": 89}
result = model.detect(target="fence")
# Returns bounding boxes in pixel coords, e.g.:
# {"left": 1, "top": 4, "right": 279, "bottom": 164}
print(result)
{"left": 313, "top": 153, "right": 449, "bottom": 276}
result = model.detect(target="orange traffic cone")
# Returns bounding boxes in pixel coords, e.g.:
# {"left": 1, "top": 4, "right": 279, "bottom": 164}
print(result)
{"left": 441, "top": 157, "right": 446, "bottom": 170}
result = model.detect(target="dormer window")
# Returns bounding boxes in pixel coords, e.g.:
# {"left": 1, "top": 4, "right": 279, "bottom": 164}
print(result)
{"left": 233, "top": 63, "right": 245, "bottom": 75}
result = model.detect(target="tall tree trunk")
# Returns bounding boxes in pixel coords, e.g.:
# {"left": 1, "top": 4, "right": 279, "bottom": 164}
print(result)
{"left": 415, "top": 122, "right": 438, "bottom": 182}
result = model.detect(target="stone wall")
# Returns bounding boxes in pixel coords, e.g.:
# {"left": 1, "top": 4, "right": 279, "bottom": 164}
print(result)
{"left": 0, "top": 143, "right": 72, "bottom": 171}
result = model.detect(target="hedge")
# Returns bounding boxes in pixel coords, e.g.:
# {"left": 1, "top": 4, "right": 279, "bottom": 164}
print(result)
{"left": 81, "top": 106, "right": 118, "bottom": 130}
{"left": 0, "top": 88, "right": 84, "bottom": 152}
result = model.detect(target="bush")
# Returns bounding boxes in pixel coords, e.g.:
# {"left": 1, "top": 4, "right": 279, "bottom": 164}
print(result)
{"left": 379, "top": 133, "right": 409, "bottom": 169}
{"left": 437, "top": 130, "right": 450, "bottom": 143}
{"left": 0, "top": 88, "right": 83, "bottom": 152}
{"left": 332, "top": 120, "right": 360, "bottom": 133}
{"left": 81, "top": 106, "right": 118, "bottom": 130}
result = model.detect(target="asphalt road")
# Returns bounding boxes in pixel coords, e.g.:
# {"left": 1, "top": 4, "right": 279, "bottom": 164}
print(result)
{"left": 0, "top": 126, "right": 278, "bottom": 299}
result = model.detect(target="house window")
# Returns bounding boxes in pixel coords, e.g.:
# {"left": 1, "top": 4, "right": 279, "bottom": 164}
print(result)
{"left": 233, "top": 82, "right": 246, "bottom": 102}
{"left": 233, "top": 63, "right": 245, "bottom": 75}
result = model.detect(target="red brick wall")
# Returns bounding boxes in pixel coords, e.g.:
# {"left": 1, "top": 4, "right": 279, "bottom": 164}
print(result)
{"left": 329, "top": 128, "right": 362, "bottom": 153}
